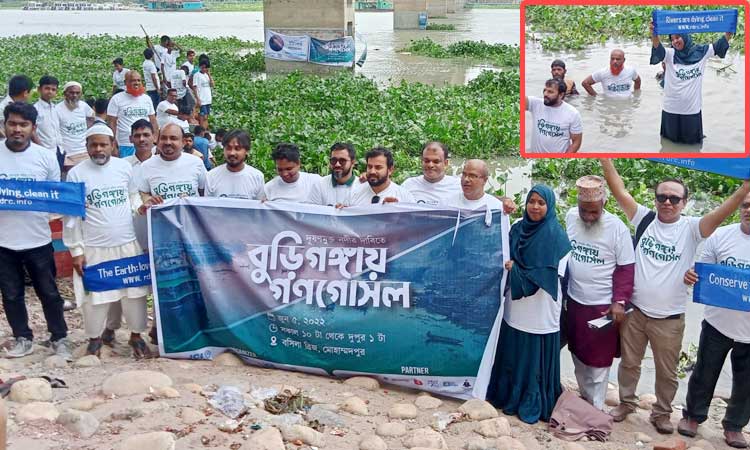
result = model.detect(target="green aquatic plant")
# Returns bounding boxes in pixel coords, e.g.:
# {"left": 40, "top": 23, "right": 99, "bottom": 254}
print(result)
{"left": 425, "top": 23, "right": 457, "bottom": 31}
{"left": 402, "top": 38, "right": 520, "bottom": 67}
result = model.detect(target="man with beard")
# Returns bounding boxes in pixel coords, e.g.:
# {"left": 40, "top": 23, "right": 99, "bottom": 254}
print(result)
{"left": 564, "top": 175, "right": 635, "bottom": 410}
{"left": 56, "top": 81, "right": 94, "bottom": 171}
{"left": 526, "top": 78, "right": 583, "bottom": 154}
{"left": 263, "top": 143, "right": 321, "bottom": 202}
{"left": 348, "top": 147, "right": 414, "bottom": 205}
{"left": 138, "top": 123, "right": 206, "bottom": 205}
{"left": 206, "top": 129, "right": 264, "bottom": 199}
{"left": 309, "top": 142, "right": 359, "bottom": 206}
{"left": 107, "top": 71, "right": 158, "bottom": 158}
{"left": 551, "top": 59, "right": 579, "bottom": 96}
{"left": 0, "top": 102, "right": 71, "bottom": 360}
{"left": 680, "top": 191, "right": 750, "bottom": 448}
{"left": 582, "top": 49, "right": 641, "bottom": 97}
{"left": 402, "top": 141, "right": 460, "bottom": 206}
{"left": 63, "top": 124, "right": 152, "bottom": 359}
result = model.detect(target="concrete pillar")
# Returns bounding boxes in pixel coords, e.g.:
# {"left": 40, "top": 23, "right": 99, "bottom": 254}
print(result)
{"left": 426, "top": 0, "right": 447, "bottom": 17}
{"left": 264, "top": 0, "right": 355, "bottom": 75}
{"left": 393, "top": 0, "right": 427, "bottom": 30}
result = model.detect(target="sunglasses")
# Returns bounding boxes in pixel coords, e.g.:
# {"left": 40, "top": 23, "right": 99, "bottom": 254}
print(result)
{"left": 329, "top": 157, "right": 350, "bottom": 166}
{"left": 371, "top": 195, "right": 380, "bottom": 204}
{"left": 656, "top": 194, "right": 683, "bottom": 205}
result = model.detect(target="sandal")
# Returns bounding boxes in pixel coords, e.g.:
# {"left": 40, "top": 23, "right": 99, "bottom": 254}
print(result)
{"left": 86, "top": 338, "right": 103, "bottom": 357}
{"left": 128, "top": 336, "right": 153, "bottom": 360}
{"left": 101, "top": 329, "right": 116, "bottom": 347}
{"left": 40, "top": 375, "right": 68, "bottom": 389}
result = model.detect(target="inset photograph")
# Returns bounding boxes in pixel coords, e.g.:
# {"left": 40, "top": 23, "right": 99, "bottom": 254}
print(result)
{"left": 521, "top": 1, "right": 748, "bottom": 157}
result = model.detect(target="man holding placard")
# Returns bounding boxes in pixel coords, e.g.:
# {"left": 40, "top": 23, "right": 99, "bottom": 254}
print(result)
{"left": 680, "top": 190, "right": 750, "bottom": 448}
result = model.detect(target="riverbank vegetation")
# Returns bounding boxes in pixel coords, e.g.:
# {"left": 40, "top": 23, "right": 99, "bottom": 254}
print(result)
{"left": 401, "top": 37, "right": 520, "bottom": 67}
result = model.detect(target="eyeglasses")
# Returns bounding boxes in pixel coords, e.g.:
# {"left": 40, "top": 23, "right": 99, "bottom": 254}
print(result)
{"left": 329, "top": 158, "right": 350, "bottom": 166}
{"left": 656, "top": 194, "right": 683, "bottom": 205}
{"left": 371, "top": 195, "right": 380, "bottom": 204}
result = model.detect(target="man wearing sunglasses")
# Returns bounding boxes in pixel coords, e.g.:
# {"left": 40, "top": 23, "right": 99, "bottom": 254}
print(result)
{"left": 347, "top": 147, "right": 414, "bottom": 206}
{"left": 309, "top": 142, "right": 359, "bottom": 206}
{"left": 600, "top": 158, "right": 750, "bottom": 435}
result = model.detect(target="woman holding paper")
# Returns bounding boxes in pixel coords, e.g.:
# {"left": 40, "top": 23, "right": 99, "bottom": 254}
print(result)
{"left": 650, "top": 22, "right": 733, "bottom": 145}
{"left": 486, "top": 185, "right": 571, "bottom": 424}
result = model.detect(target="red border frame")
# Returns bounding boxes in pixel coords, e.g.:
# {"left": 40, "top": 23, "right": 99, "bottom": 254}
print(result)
{"left": 519, "top": 0, "right": 750, "bottom": 159}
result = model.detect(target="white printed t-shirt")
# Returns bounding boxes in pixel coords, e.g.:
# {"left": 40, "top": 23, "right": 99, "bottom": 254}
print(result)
{"left": 0, "top": 141, "right": 60, "bottom": 250}
{"left": 663, "top": 46, "right": 715, "bottom": 115}
{"left": 143, "top": 59, "right": 159, "bottom": 91}
{"left": 206, "top": 164, "right": 265, "bottom": 199}
{"left": 565, "top": 208, "right": 635, "bottom": 306}
{"left": 309, "top": 175, "right": 358, "bottom": 206}
{"left": 263, "top": 172, "right": 320, "bottom": 202}
{"left": 527, "top": 96, "right": 583, "bottom": 154}
{"left": 347, "top": 181, "right": 416, "bottom": 206}
{"left": 591, "top": 66, "right": 639, "bottom": 97}
{"left": 56, "top": 101, "right": 94, "bottom": 156}
{"left": 401, "top": 175, "right": 460, "bottom": 206}
{"left": 631, "top": 204, "right": 703, "bottom": 318}
{"left": 193, "top": 72, "right": 212, "bottom": 105}
{"left": 107, "top": 92, "right": 155, "bottom": 147}
{"left": 170, "top": 70, "right": 188, "bottom": 99}
{"left": 156, "top": 100, "right": 178, "bottom": 128}
{"left": 137, "top": 153, "right": 206, "bottom": 199}
{"left": 66, "top": 158, "right": 137, "bottom": 247}
{"left": 112, "top": 68, "right": 130, "bottom": 91}
{"left": 444, "top": 192, "right": 503, "bottom": 210}
{"left": 34, "top": 99, "right": 61, "bottom": 151}
{"left": 697, "top": 223, "right": 750, "bottom": 343}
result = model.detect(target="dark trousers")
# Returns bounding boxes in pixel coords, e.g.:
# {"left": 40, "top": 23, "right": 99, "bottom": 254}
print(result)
{"left": 684, "top": 320, "right": 750, "bottom": 432}
{"left": 146, "top": 90, "right": 160, "bottom": 110}
{"left": 0, "top": 243, "right": 68, "bottom": 341}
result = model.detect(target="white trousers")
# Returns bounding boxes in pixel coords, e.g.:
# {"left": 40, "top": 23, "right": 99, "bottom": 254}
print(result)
{"left": 572, "top": 353, "right": 611, "bottom": 411}
{"left": 82, "top": 296, "right": 148, "bottom": 339}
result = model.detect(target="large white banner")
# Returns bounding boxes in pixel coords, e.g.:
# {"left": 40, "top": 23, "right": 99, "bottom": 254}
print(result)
{"left": 264, "top": 29, "right": 310, "bottom": 62}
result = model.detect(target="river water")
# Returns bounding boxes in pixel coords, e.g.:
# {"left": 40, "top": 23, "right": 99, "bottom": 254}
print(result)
{"left": 0, "top": 7, "right": 734, "bottom": 397}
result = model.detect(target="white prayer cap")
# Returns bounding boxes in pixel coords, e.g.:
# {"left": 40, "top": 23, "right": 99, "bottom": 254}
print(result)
{"left": 85, "top": 123, "right": 114, "bottom": 139}
{"left": 62, "top": 81, "right": 82, "bottom": 92}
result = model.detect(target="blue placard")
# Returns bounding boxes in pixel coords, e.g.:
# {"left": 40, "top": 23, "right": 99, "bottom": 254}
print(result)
{"left": 693, "top": 262, "right": 750, "bottom": 312}
{"left": 0, "top": 179, "right": 86, "bottom": 217}
{"left": 647, "top": 158, "right": 750, "bottom": 180}
{"left": 309, "top": 36, "right": 355, "bottom": 66}
{"left": 652, "top": 9, "right": 738, "bottom": 35}
{"left": 82, "top": 254, "right": 152, "bottom": 292}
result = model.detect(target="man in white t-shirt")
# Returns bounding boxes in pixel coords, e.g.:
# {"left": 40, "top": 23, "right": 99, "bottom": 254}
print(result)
{"left": 63, "top": 124, "right": 152, "bottom": 359}
{"left": 32, "top": 75, "right": 63, "bottom": 169}
{"left": 107, "top": 71, "right": 158, "bottom": 158}
{"left": 111, "top": 57, "right": 130, "bottom": 95}
{"left": 347, "top": 147, "right": 415, "bottom": 206}
{"left": 191, "top": 62, "right": 214, "bottom": 130}
{"left": 309, "top": 142, "right": 359, "bottom": 206}
{"left": 263, "top": 143, "right": 320, "bottom": 202}
{"left": 0, "top": 74, "right": 33, "bottom": 142}
{"left": 679, "top": 191, "right": 750, "bottom": 448}
{"left": 156, "top": 89, "right": 179, "bottom": 129}
{"left": 124, "top": 119, "right": 156, "bottom": 170}
{"left": 56, "top": 81, "right": 94, "bottom": 171}
{"left": 206, "top": 130, "right": 264, "bottom": 199}
{"left": 443, "top": 159, "right": 516, "bottom": 215}
{"left": 601, "top": 158, "right": 750, "bottom": 434}
{"left": 402, "top": 141, "right": 460, "bottom": 206}
{"left": 0, "top": 102, "right": 71, "bottom": 360}
{"left": 526, "top": 78, "right": 583, "bottom": 154}
{"left": 142, "top": 48, "right": 160, "bottom": 111}
{"left": 565, "top": 175, "right": 635, "bottom": 411}
{"left": 581, "top": 49, "right": 641, "bottom": 97}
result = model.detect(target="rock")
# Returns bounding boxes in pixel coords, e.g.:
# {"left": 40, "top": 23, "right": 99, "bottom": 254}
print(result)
{"left": 564, "top": 443, "right": 586, "bottom": 450}
{"left": 74, "top": 355, "right": 101, "bottom": 367}
{"left": 44, "top": 355, "right": 68, "bottom": 369}
{"left": 218, "top": 419, "right": 241, "bottom": 432}
{"left": 213, "top": 352, "right": 245, "bottom": 367}
{"left": 152, "top": 386, "right": 180, "bottom": 399}
{"left": 108, "top": 409, "right": 144, "bottom": 422}
{"left": 476, "top": 417, "right": 511, "bottom": 438}
{"left": 693, "top": 440, "right": 716, "bottom": 450}
{"left": 389, "top": 402, "right": 418, "bottom": 419}
{"left": 280, "top": 425, "right": 325, "bottom": 447}
{"left": 115, "top": 431, "right": 176, "bottom": 450}
{"left": 360, "top": 434, "right": 388, "bottom": 450}
{"left": 102, "top": 370, "right": 173, "bottom": 397}
{"left": 376, "top": 422, "right": 408, "bottom": 437}
{"left": 638, "top": 393, "right": 657, "bottom": 410}
{"left": 634, "top": 431, "right": 652, "bottom": 443}
{"left": 137, "top": 401, "right": 170, "bottom": 416}
{"left": 180, "top": 407, "right": 205, "bottom": 424}
{"left": 17, "top": 402, "right": 59, "bottom": 422}
{"left": 60, "top": 398, "right": 102, "bottom": 412}
{"left": 57, "top": 410, "right": 99, "bottom": 438}
{"left": 182, "top": 383, "right": 203, "bottom": 394}
{"left": 404, "top": 427, "right": 447, "bottom": 449}
{"left": 340, "top": 396, "right": 369, "bottom": 416}
{"left": 9, "top": 378, "right": 52, "bottom": 403}
{"left": 625, "top": 410, "right": 650, "bottom": 428}
{"left": 247, "top": 427, "right": 285, "bottom": 450}
{"left": 605, "top": 389, "right": 619, "bottom": 407}
{"left": 653, "top": 438, "right": 688, "bottom": 450}
{"left": 306, "top": 404, "right": 346, "bottom": 427}
{"left": 458, "top": 399, "right": 498, "bottom": 421}
{"left": 344, "top": 376, "right": 381, "bottom": 391}
{"left": 0, "top": 359, "right": 14, "bottom": 370}
{"left": 415, "top": 395, "right": 443, "bottom": 410}
{"left": 465, "top": 437, "right": 494, "bottom": 450}
{"left": 495, "top": 436, "right": 526, "bottom": 450}
{"left": 266, "top": 413, "right": 303, "bottom": 428}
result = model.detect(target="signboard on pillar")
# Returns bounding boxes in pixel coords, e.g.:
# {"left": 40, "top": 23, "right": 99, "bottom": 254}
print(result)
{"left": 264, "top": 30, "right": 310, "bottom": 62}
{"left": 309, "top": 36, "right": 356, "bottom": 66}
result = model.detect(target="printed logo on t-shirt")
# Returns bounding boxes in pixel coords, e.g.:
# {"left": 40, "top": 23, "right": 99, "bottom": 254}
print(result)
{"left": 87, "top": 186, "right": 127, "bottom": 209}
{"left": 537, "top": 119, "right": 564, "bottom": 137}
{"left": 122, "top": 106, "right": 149, "bottom": 118}
{"left": 218, "top": 193, "right": 249, "bottom": 199}
{"left": 570, "top": 239, "right": 605, "bottom": 265}
{"left": 606, "top": 82, "right": 631, "bottom": 93}
{"left": 720, "top": 256, "right": 750, "bottom": 270}
{"left": 639, "top": 236, "right": 681, "bottom": 262}
{"left": 63, "top": 121, "right": 88, "bottom": 136}
{"left": 0, "top": 173, "right": 35, "bottom": 181}
{"left": 675, "top": 67, "right": 702, "bottom": 81}
{"left": 154, "top": 181, "right": 193, "bottom": 199}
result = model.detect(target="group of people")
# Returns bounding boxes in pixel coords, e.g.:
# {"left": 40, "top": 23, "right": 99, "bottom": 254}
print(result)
{"left": 492, "top": 162, "right": 749, "bottom": 448}
{"left": 526, "top": 27, "right": 734, "bottom": 153}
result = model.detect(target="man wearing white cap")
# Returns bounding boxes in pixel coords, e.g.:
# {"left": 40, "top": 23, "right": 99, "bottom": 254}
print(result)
{"left": 55, "top": 81, "right": 94, "bottom": 172}
{"left": 564, "top": 175, "right": 635, "bottom": 410}
{"left": 63, "top": 123, "right": 153, "bottom": 359}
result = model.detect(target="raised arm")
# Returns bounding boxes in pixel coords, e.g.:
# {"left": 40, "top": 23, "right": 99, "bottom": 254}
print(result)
{"left": 600, "top": 158, "right": 638, "bottom": 220}
{"left": 699, "top": 180, "right": 750, "bottom": 238}
{"left": 649, "top": 21, "right": 660, "bottom": 48}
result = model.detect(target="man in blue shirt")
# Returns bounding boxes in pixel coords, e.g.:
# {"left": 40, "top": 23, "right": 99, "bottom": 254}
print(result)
{"left": 192, "top": 125, "right": 213, "bottom": 170}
